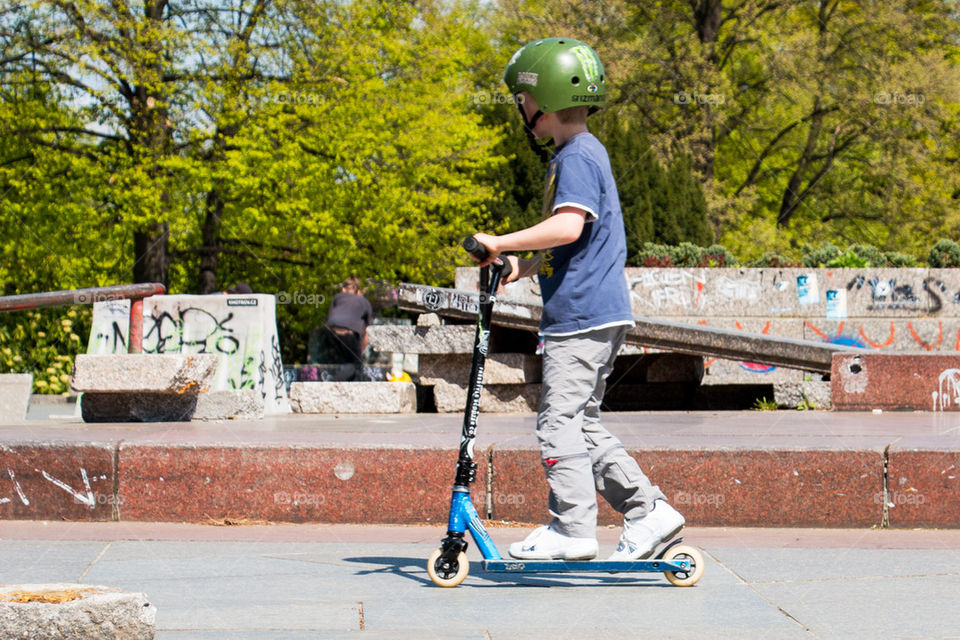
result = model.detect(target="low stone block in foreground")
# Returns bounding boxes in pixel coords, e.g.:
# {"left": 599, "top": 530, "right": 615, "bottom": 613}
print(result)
{"left": 71, "top": 354, "right": 221, "bottom": 394}
{"left": 0, "top": 583, "right": 156, "bottom": 640}
{"left": 290, "top": 381, "right": 417, "bottom": 414}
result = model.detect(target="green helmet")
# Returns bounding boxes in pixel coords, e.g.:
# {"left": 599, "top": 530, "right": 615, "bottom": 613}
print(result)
{"left": 503, "top": 38, "right": 606, "bottom": 114}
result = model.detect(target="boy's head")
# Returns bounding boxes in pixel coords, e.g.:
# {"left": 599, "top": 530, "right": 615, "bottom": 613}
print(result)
{"left": 504, "top": 38, "right": 605, "bottom": 159}
{"left": 340, "top": 276, "right": 361, "bottom": 294}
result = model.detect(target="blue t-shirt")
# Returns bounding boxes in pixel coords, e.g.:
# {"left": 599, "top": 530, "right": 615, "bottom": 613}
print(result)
{"left": 538, "top": 132, "right": 634, "bottom": 335}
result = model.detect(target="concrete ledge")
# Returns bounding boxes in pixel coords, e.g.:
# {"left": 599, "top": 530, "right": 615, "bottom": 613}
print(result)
{"left": 0, "top": 583, "right": 156, "bottom": 639}
{"left": 289, "top": 382, "right": 416, "bottom": 414}
{"left": 2, "top": 413, "right": 954, "bottom": 527}
{"left": 491, "top": 447, "right": 885, "bottom": 527}
{"left": 367, "top": 325, "right": 475, "bottom": 354}
{"left": 0, "top": 444, "right": 116, "bottom": 521}
{"left": 193, "top": 390, "right": 264, "bottom": 420}
{"left": 419, "top": 353, "right": 541, "bottom": 385}
{"left": 0, "top": 374, "right": 32, "bottom": 423}
{"left": 886, "top": 439, "right": 960, "bottom": 527}
{"left": 432, "top": 381, "right": 540, "bottom": 413}
{"left": 117, "top": 444, "right": 486, "bottom": 524}
{"left": 71, "top": 354, "right": 221, "bottom": 394}
{"left": 832, "top": 352, "right": 960, "bottom": 410}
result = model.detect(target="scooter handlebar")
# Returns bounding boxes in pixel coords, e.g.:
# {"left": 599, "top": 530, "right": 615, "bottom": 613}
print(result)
{"left": 462, "top": 236, "right": 512, "bottom": 280}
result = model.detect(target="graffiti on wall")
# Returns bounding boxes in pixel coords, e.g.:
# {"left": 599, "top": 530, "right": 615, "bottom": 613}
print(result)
{"left": 630, "top": 269, "right": 707, "bottom": 311}
{"left": 140, "top": 295, "right": 289, "bottom": 413}
{"left": 87, "top": 300, "right": 130, "bottom": 355}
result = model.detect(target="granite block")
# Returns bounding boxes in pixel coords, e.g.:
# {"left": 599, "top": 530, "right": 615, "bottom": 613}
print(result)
{"left": 71, "top": 354, "right": 221, "bottom": 393}
{"left": 0, "top": 444, "right": 116, "bottom": 521}
{"left": 419, "top": 353, "right": 541, "bottom": 385}
{"left": 366, "top": 325, "right": 476, "bottom": 354}
{"left": 886, "top": 441, "right": 960, "bottom": 528}
{"left": 832, "top": 352, "right": 960, "bottom": 411}
{"left": 117, "top": 444, "right": 487, "bottom": 524}
{"left": 432, "top": 381, "right": 539, "bottom": 413}
{"left": 289, "top": 382, "right": 416, "bottom": 414}
{"left": 489, "top": 447, "right": 883, "bottom": 527}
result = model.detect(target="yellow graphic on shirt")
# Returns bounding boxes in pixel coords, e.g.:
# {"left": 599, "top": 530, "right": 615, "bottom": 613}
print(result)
{"left": 539, "top": 161, "right": 559, "bottom": 279}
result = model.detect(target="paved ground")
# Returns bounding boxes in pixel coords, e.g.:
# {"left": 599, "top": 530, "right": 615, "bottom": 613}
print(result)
{"left": 2, "top": 522, "right": 959, "bottom": 639}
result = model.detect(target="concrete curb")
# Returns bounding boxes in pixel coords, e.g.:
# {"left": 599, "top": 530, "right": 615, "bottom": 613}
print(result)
{"left": 1, "top": 438, "right": 951, "bottom": 527}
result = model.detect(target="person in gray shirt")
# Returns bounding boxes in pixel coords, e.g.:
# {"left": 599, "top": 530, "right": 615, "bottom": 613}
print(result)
{"left": 322, "top": 276, "right": 372, "bottom": 381}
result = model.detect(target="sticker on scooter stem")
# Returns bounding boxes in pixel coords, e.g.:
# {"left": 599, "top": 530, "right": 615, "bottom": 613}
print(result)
{"left": 477, "top": 329, "right": 490, "bottom": 356}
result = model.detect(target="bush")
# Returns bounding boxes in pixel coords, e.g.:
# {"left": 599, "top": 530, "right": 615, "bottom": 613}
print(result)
{"left": 801, "top": 242, "right": 842, "bottom": 267}
{"left": 0, "top": 307, "right": 91, "bottom": 394}
{"left": 826, "top": 250, "right": 870, "bottom": 268}
{"left": 634, "top": 243, "right": 676, "bottom": 267}
{"left": 745, "top": 252, "right": 803, "bottom": 268}
{"left": 929, "top": 239, "right": 960, "bottom": 268}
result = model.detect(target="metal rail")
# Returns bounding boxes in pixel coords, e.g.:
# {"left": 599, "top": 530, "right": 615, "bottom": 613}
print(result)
{"left": 0, "top": 283, "right": 166, "bottom": 353}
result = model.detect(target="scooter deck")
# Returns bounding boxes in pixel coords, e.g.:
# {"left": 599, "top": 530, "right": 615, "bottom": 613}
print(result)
{"left": 482, "top": 558, "right": 691, "bottom": 573}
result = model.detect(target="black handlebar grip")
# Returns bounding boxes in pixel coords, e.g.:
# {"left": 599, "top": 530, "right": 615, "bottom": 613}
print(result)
{"left": 462, "top": 236, "right": 512, "bottom": 281}
{"left": 462, "top": 236, "right": 488, "bottom": 261}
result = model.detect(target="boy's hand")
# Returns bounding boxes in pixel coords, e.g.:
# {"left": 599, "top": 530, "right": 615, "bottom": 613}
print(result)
{"left": 469, "top": 233, "right": 500, "bottom": 266}
{"left": 502, "top": 255, "right": 521, "bottom": 283}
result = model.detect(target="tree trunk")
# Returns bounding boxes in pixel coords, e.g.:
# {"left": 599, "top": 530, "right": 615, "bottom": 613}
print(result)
{"left": 689, "top": 0, "right": 723, "bottom": 187}
{"left": 133, "top": 221, "right": 169, "bottom": 285}
{"left": 198, "top": 187, "right": 224, "bottom": 294}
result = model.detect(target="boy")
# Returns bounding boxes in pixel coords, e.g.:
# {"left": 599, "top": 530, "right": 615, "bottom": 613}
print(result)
{"left": 470, "top": 38, "right": 684, "bottom": 561}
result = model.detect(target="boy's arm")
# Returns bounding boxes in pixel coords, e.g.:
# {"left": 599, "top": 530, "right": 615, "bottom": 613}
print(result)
{"left": 472, "top": 207, "right": 586, "bottom": 271}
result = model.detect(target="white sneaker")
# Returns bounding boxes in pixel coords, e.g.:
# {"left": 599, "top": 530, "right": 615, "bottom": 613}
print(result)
{"left": 508, "top": 525, "right": 598, "bottom": 560}
{"left": 608, "top": 500, "right": 685, "bottom": 560}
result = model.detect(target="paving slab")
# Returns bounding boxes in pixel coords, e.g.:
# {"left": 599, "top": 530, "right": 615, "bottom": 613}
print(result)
{"left": 2, "top": 523, "right": 960, "bottom": 639}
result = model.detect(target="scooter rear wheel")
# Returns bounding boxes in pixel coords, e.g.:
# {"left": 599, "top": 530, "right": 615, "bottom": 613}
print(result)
{"left": 662, "top": 544, "right": 704, "bottom": 587}
{"left": 427, "top": 547, "right": 470, "bottom": 588}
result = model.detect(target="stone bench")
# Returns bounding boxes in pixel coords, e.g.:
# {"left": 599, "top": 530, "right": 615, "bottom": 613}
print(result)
{"left": 70, "top": 354, "right": 259, "bottom": 422}
{"left": 289, "top": 381, "right": 417, "bottom": 414}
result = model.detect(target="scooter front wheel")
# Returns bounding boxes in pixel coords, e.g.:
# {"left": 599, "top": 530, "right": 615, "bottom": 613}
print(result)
{"left": 662, "top": 544, "right": 705, "bottom": 587}
{"left": 427, "top": 547, "right": 470, "bottom": 587}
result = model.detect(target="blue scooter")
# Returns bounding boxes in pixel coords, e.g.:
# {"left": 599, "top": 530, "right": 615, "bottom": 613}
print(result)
{"left": 426, "top": 238, "right": 705, "bottom": 588}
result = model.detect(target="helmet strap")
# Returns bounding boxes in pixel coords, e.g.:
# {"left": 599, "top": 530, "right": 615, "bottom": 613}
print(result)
{"left": 516, "top": 103, "right": 552, "bottom": 163}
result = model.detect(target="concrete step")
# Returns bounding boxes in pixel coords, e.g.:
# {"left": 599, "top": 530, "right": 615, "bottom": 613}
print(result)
{"left": 0, "top": 412, "right": 956, "bottom": 528}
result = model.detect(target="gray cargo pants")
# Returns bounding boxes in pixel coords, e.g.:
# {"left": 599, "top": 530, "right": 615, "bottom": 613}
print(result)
{"left": 538, "top": 325, "right": 666, "bottom": 538}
